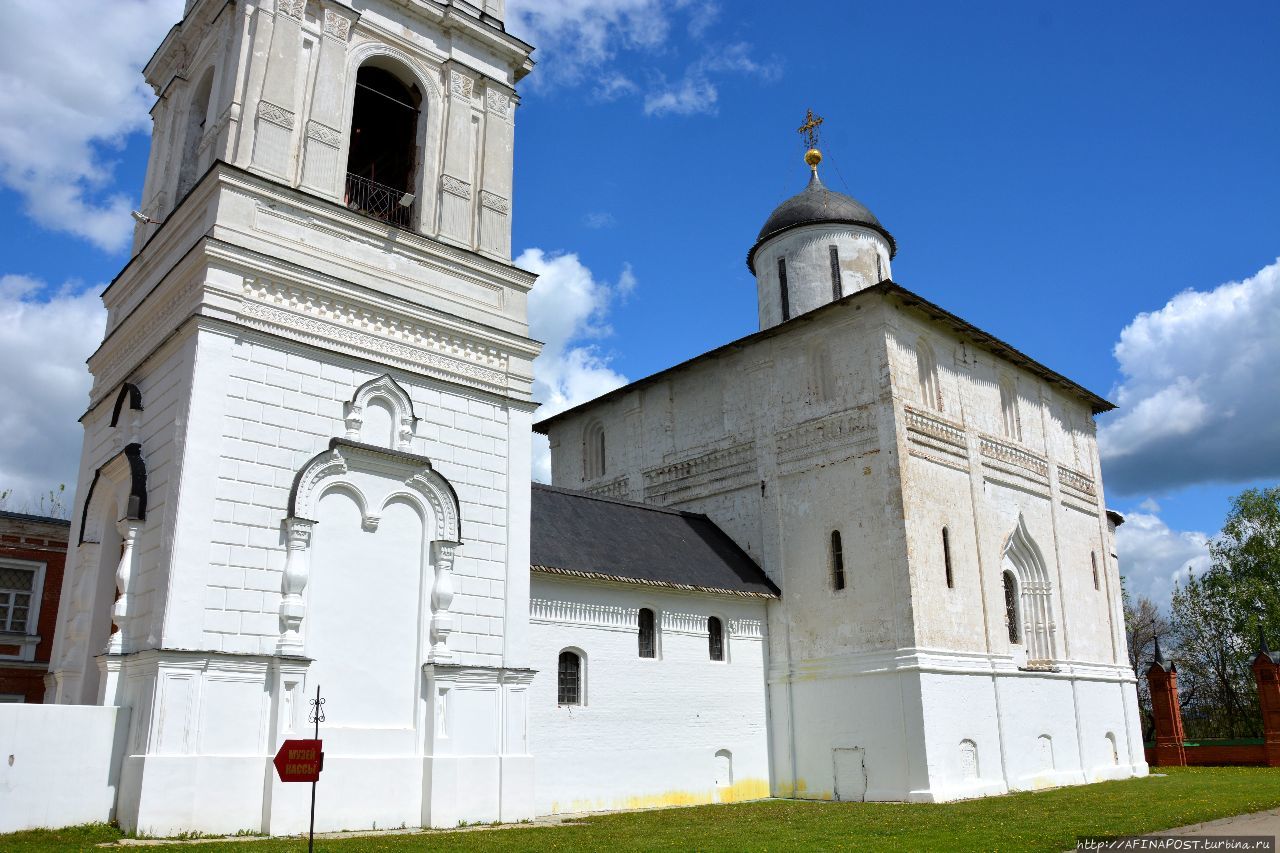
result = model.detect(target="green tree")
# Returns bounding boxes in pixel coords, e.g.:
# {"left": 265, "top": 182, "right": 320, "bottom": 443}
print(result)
{"left": 1170, "top": 570, "right": 1259, "bottom": 739}
{"left": 1203, "top": 486, "right": 1280, "bottom": 645}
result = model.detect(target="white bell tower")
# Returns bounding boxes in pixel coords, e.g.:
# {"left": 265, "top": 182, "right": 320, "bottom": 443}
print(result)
{"left": 47, "top": 0, "right": 540, "bottom": 835}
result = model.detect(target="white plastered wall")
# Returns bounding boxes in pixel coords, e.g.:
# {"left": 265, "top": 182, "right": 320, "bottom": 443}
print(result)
{"left": 528, "top": 575, "right": 771, "bottom": 815}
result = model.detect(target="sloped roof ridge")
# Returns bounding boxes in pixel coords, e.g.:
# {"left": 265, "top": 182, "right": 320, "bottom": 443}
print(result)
{"left": 531, "top": 481, "right": 710, "bottom": 520}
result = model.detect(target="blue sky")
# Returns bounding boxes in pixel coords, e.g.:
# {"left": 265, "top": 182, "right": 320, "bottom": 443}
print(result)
{"left": 1, "top": 0, "right": 1277, "bottom": 607}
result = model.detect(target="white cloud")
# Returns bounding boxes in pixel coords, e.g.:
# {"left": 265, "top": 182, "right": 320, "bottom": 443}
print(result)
{"left": 583, "top": 211, "right": 617, "bottom": 229}
{"left": 519, "top": 249, "right": 634, "bottom": 481}
{"left": 0, "top": 0, "right": 182, "bottom": 252}
{"left": 1116, "top": 508, "right": 1212, "bottom": 609}
{"left": 644, "top": 43, "right": 781, "bottom": 117}
{"left": 1098, "top": 259, "right": 1280, "bottom": 496}
{"left": 594, "top": 74, "right": 639, "bottom": 101}
{"left": 644, "top": 74, "right": 719, "bottom": 117}
{"left": 0, "top": 276, "right": 106, "bottom": 511}
{"left": 506, "top": 0, "right": 677, "bottom": 87}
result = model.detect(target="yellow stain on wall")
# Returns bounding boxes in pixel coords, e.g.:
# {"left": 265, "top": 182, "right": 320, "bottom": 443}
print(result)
{"left": 550, "top": 778, "right": 771, "bottom": 815}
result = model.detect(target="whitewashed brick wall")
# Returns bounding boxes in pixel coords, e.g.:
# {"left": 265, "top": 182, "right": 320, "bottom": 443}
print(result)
{"left": 198, "top": 331, "right": 514, "bottom": 665}
{"left": 528, "top": 575, "right": 771, "bottom": 815}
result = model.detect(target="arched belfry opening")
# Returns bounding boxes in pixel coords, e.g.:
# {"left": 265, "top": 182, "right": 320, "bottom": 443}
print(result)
{"left": 345, "top": 63, "right": 422, "bottom": 228}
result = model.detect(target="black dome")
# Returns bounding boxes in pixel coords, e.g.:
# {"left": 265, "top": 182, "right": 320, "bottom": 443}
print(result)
{"left": 747, "top": 172, "right": 895, "bottom": 273}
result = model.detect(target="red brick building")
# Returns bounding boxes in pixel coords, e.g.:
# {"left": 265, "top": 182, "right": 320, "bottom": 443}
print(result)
{"left": 0, "top": 511, "right": 70, "bottom": 702}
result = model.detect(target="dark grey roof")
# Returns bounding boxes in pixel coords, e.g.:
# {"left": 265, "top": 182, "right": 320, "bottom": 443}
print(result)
{"left": 530, "top": 484, "right": 778, "bottom": 597}
{"left": 0, "top": 510, "right": 71, "bottom": 527}
{"left": 747, "top": 171, "right": 896, "bottom": 273}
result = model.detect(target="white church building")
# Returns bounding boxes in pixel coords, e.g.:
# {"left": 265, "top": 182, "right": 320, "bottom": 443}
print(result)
{"left": 0, "top": 0, "right": 1146, "bottom": 837}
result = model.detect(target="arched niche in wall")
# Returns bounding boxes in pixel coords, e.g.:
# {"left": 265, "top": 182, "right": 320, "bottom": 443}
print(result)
{"left": 279, "top": 439, "right": 461, "bottom": 728}
{"left": 1001, "top": 513, "right": 1056, "bottom": 667}
{"left": 62, "top": 442, "right": 149, "bottom": 703}
{"left": 343, "top": 373, "right": 419, "bottom": 451}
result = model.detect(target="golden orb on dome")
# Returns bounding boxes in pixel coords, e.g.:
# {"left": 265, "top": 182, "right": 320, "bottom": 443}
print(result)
{"left": 804, "top": 148, "right": 822, "bottom": 168}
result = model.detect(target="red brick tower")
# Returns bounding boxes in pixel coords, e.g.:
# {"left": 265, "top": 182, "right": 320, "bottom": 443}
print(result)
{"left": 1146, "top": 636, "right": 1187, "bottom": 767}
{"left": 1251, "top": 628, "right": 1280, "bottom": 767}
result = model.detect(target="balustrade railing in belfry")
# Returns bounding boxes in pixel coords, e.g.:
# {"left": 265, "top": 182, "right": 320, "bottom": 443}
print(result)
{"left": 344, "top": 172, "right": 416, "bottom": 229}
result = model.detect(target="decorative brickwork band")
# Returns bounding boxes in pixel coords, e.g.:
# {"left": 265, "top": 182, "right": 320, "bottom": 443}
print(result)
{"left": 1252, "top": 629, "right": 1280, "bottom": 767}
{"left": 1145, "top": 636, "right": 1187, "bottom": 767}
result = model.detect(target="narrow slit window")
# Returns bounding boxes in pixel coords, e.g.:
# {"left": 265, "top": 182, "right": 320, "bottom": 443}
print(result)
{"left": 876, "top": 253, "right": 884, "bottom": 282}
{"left": 557, "top": 650, "right": 581, "bottom": 705}
{"left": 708, "top": 616, "right": 724, "bottom": 661}
{"left": 638, "top": 608, "right": 656, "bottom": 658}
{"left": 831, "top": 530, "right": 846, "bottom": 591}
{"left": 1091, "top": 551, "right": 1100, "bottom": 591}
{"left": 943, "top": 527, "right": 954, "bottom": 589}
{"left": 1003, "top": 571, "right": 1020, "bottom": 644}
{"left": 829, "top": 245, "right": 842, "bottom": 301}
{"left": 778, "top": 257, "right": 791, "bottom": 321}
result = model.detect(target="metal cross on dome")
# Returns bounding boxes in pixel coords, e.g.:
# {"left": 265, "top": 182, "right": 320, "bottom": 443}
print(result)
{"left": 797, "top": 108, "right": 824, "bottom": 150}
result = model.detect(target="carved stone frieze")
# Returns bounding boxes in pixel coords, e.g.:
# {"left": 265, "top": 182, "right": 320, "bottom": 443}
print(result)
{"left": 238, "top": 278, "right": 508, "bottom": 390}
{"left": 642, "top": 441, "right": 756, "bottom": 501}
{"left": 583, "top": 476, "right": 629, "bottom": 499}
{"left": 322, "top": 8, "right": 352, "bottom": 39}
{"left": 776, "top": 409, "right": 873, "bottom": 466}
{"left": 903, "top": 405, "right": 965, "bottom": 449}
{"left": 449, "top": 70, "right": 474, "bottom": 99}
{"left": 980, "top": 435, "right": 1049, "bottom": 479}
{"left": 257, "top": 100, "right": 295, "bottom": 130}
{"left": 277, "top": 0, "right": 306, "bottom": 20}
{"left": 530, "top": 598, "right": 634, "bottom": 629}
{"left": 485, "top": 89, "right": 510, "bottom": 118}
{"left": 480, "top": 191, "right": 509, "bottom": 213}
{"left": 306, "top": 120, "right": 342, "bottom": 148}
{"left": 441, "top": 174, "right": 472, "bottom": 200}
{"left": 1057, "top": 465, "right": 1097, "bottom": 498}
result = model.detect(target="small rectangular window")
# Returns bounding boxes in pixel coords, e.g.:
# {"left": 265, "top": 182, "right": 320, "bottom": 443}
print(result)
{"left": 1091, "top": 551, "right": 1100, "bottom": 591}
{"left": 831, "top": 531, "right": 846, "bottom": 591}
{"left": 557, "top": 651, "right": 581, "bottom": 705}
{"left": 829, "top": 245, "right": 841, "bottom": 301}
{"left": 708, "top": 617, "right": 724, "bottom": 661}
{"left": 943, "top": 527, "right": 954, "bottom": 589}
{"left": 638, "top": 608, "right": 656, "bottom": 658}
{"left": 0, "top": 566, "right": 36, "bottom": 634}
{"left": 778, "top": 258, "right": 791, "bottom": 321}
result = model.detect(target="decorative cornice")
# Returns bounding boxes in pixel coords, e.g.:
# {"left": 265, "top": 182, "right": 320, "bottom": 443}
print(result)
{"left": 257, "top": 100, "right": 295, "bottom": 130}
{"left": 238, "top": 278, "right": 508, "bottom": 390}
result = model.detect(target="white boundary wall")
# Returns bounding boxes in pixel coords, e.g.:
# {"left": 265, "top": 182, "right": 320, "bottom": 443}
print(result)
{"left": 0, "top": 704, "right": 129, "bottom": 833}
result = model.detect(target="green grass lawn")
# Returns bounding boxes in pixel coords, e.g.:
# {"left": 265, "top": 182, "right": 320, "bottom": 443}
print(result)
{"left": 7, "top": 767, "right": 1280, "bottom": 852}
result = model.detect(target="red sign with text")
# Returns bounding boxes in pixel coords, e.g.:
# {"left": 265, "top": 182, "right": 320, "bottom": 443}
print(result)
{"left": 273, "top": 739, "right": 323, "bottom": 783}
